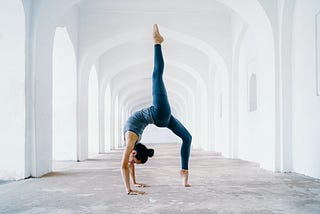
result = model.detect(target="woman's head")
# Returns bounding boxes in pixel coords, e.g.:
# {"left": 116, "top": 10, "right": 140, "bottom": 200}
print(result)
{"left": 131, "top": 143, "right": 154, "bottom": 164}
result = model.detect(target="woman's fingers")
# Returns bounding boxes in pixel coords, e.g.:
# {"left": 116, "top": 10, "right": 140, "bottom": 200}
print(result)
{"left": 128, "top": 191, "right": 138, "bottom": 195}
{"left": 129, "top": 189, "right": 147, "bottom": 195}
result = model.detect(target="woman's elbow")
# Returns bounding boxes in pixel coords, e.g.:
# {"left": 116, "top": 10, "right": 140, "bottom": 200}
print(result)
{"left": 121, "top": 163, "right": 129, "bottom": 169}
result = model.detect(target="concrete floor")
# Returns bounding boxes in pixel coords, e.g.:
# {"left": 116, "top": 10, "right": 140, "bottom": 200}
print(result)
{"left": 1, "top": 143, "right": 320, "bottom": 214}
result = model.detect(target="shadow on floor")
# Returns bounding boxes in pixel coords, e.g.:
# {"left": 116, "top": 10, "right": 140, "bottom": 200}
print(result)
{"left": 0, "top": 180, "right": 11, "bottom": 185}
{"left": 42, "top": 171, "right": 89, "bottom": 178}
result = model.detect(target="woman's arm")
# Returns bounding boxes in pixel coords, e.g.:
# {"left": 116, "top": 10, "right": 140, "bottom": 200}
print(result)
{"left": 121, "top": 146, "right": 133, "bottom": 194}
{"left": 121, "top": 131, "right": 145, "bottom": 195}
{"left": 128, "top": 162, "right": 137, "bottom": 184}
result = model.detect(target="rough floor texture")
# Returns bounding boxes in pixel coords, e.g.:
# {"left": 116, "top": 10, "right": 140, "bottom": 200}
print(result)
{"left": 1, "top": 143, "right": 320, "bottom": 214}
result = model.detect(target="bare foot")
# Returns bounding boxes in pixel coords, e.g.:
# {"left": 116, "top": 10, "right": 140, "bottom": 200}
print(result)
{"left": 153, "top": 24, "right": 164, "bottom": 44}
{"left": 180, "top": 169, "right": 191, "bottom": 187}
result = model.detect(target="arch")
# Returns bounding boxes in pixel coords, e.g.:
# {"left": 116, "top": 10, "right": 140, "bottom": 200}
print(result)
{"left": 123, "top": 89, "right": 187, "bottom": 119}
{"left": 0, "top": 0, "right": 26, "bottom": 180}
{"left": 52, "top": 27, "right": 77, "bottom": 161}
{"left": 123, "top": 98, "right": 182, "bottom": 146}
{"left": 114, "top": 85, "right": 192, "bottom": 147}
{"left": 213, "top": 66, "right": 230, "bottom": 157}
{"left": 231, "top": 24, "right": 248, "bottom": 159}
{"left": 109, "top": 64, "right": 196, "bottom": 106}
{"left": 216, "top": 0, "right": 276, "bottom": 171}
{"left": 115, "top": 77, "right": 195, "bottom": 122}
{"left": 120, "top": 80, "right": 194, "bottom": 131}
{"left": 100, "top": 58, "right": 206, "bottom": 135}
{"left": 130, "top": 101, "right": 182, "bottom": 119}
{"left": 96, "top": 42, "right": 209, "bottom": 152}
{"left": 79, "top": 28, "right": 228, "bottom": 86}
{"left": 114, "top": 95, "right": 120, "bottom": 149}
{"left": 103, "top": 84, "right": 112, "bottom": 151}
{"left": 88, "top": 65, "right": 100, "bottom": 155}
{"left": 25, "top": 0, "right": 82, "bottom": 178}
{"left": 29, "top": 0, "right": 276, "bottom": 176}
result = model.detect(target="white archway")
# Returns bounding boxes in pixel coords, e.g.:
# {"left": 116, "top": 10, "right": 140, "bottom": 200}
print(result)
{"left": 88, "top": 65, "right": 100, "bottom": 156}
{"left": 231, "top": 24, "right": 248, "bottom": 159}
{"left": 92, "top": 34, "right": 214, "bottom": 155}
{"left": 27, "top": 0, "right": 276, "bottom": 177}
{"left": 108, "top": 66, "right": 197, "bottom": 148}
{"left": 52, "top": 27, "right": 77, "bottom": 161}
{"left": 103, "top": 84, "right": 112, "bottom": 151}
{"left": 213, "top": 67, "right": 230, "bottom": 157}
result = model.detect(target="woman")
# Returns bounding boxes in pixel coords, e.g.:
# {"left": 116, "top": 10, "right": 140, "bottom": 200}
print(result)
{"left": 121, "top": 24, "right": 192, "bottom": 195}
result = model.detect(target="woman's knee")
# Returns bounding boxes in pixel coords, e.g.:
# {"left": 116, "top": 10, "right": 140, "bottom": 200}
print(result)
{"left": 183, "top": 133, "right": 192, "bottom": 145}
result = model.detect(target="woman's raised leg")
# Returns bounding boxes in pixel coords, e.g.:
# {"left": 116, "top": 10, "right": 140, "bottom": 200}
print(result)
{"left": 151, "top": 25, "right": 171, "bottom": 124}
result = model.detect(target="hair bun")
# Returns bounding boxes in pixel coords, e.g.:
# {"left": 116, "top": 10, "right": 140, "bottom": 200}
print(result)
{"left": 147, "top": 149, "right": 154, "bottom": 157}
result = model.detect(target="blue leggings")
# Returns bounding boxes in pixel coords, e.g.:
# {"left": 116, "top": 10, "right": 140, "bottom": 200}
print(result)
{"left": 150, "top": 44, "right": 192, "bottom": 170}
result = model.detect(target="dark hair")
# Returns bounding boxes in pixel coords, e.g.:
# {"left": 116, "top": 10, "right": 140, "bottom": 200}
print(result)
{"left": 134, "top": 143, "right": 154, "bottom": 164}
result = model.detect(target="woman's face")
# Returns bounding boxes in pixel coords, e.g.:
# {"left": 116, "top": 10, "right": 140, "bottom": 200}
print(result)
{"left": 129, "top": 150, "right": 141, "bottom": 164}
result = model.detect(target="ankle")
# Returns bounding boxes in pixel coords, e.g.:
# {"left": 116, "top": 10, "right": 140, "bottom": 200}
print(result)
{"left": 153, "top": 25, "right": 164, "bottom": 44}
{"left": 153, "top": 36, "right": 163, "bottom": 44}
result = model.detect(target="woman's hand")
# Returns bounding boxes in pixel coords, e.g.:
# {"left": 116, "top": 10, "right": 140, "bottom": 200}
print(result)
{"left": 180, "top": 169, "right": 191, "bottom": 187}
{"left": 128, "top": 189, "right": 147, "bottom": 195}
{"left": 134, "top": 183, "right": 150, "bottom": 188}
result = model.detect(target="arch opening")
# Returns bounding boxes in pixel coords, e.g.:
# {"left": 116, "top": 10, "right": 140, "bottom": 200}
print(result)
{"left": 88, "top": 65, "right": 100, "bottom": 156}
{"left": 52, "top": 27, "right": 77, "bottom": 161}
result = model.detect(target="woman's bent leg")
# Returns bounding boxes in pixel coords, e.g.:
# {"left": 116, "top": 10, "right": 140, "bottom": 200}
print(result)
{"left": 167, "top": 115, "right": 192, "bottom": 170}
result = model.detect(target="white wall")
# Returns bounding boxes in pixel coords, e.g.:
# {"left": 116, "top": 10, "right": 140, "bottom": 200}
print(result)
{"left": 237, "top": 27, "right": 264, "bottom": 165}
{"left": 0, "top": 1, "right": 26, "bottom": 180}
{"left": 214, "top": 68, "right": 230, "bottom": 157}
{"left": 292, "top": 0, "right": 320, "bottom": 178}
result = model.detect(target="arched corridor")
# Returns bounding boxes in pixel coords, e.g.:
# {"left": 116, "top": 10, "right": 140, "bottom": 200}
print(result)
{"left": 1, "top": 0, "right": 320, "bottom": 212}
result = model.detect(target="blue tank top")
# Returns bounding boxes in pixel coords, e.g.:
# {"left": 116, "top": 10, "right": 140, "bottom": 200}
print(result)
{"left": 123, "top": 107, "right": 154, "bottom": 141}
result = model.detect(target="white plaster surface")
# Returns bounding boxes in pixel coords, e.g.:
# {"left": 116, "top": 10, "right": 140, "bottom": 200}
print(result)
{"left": 292, "top": 0, "right": 320, "bottom": 178}
{"left": 0, "top": 0, "right": 26, "bottom": 180}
